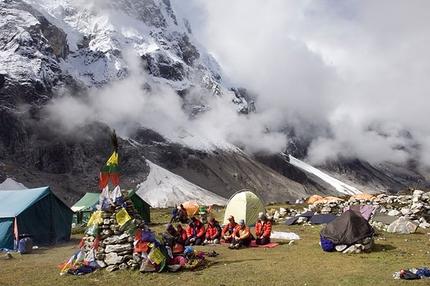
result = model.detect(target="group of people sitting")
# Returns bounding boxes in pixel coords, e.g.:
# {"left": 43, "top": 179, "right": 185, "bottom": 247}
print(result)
{"left": 164, "top": 211, "right": 272, "bottom": 251}
{"left": 223, "top": 213, "right": 272, "bottom": 249}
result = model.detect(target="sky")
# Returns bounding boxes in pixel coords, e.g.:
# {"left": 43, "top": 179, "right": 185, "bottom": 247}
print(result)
{"left": 172, "top": 0, "right": 430, "bottom": 176}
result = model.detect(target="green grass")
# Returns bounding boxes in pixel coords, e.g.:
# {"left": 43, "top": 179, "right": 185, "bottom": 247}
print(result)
{"left": 1, "top": 206, "right": 430, "bottom": 286}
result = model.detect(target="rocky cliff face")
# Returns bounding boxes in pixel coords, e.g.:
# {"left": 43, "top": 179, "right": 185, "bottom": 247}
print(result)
{"left": 0, "top": 0, "right": 427, "bottom": 206}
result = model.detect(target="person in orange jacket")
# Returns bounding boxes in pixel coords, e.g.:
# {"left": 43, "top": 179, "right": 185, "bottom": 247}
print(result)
{"left": 176, "top": 224, "right": 187, "bottom": 245}
{"left": 204, "top": 217, "right": 222, "bottom": 245}
{"left": 255, "top": 212, "right": 272, "bottom": 245}
{"left": 229, "top": 219, "right": 252, "bottom": 249}
{"left": 185, "top": 216, "right": 205, "bottom": 246}
{"left": 221, "top": 215, "right": 238, "bottom": 243}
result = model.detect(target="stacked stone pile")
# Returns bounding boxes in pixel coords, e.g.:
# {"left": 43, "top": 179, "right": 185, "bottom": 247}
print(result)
{"left": 80, "top": 189, "right": 144, "bottom": 272}
{"left": 268, "top": 190, "right": 430, "bottom": 232}
{"left": 267, "top": 207, "right": 297, "bottom": 221}
{"left": 372, "top": 191, "right": 430, "bottom": 220}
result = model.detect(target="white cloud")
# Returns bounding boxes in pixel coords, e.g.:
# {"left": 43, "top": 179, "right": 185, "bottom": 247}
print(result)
{"left": 43, "top": 0, "right": 430, "bottom": 178}
{"left": 175, "top": 0, "right": 430, "bottom": 174}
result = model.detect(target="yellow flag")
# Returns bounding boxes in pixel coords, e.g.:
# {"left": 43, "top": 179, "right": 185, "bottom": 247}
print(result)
{"left": 87, "top": 210, "right": 103, "bottom": 226}
{"left": 148, "top": 247, "right": 165, "bottom": 265}
{"left": 116, "top": 208, "right": 131, "bottom": 226}
{"left": 106, "top": 151, "right": 118, "bottom": 166}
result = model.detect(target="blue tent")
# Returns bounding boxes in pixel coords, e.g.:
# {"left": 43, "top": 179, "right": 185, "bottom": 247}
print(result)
{"left": 0, "top": 186, "right": 73, "bottom": 250}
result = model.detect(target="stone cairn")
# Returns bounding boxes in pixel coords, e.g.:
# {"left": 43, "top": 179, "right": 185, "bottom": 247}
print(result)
{"left": 80, "top": 189, "right": 144, "bottom": 272}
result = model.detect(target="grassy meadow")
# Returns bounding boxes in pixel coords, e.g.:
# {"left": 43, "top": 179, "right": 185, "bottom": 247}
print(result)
{"left": 1, "top": 205, "right": 430, "bottom": 286}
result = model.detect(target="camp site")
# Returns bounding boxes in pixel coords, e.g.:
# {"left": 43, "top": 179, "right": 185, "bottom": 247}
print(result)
{"left": 1, "top": 185, "right": 430, "bottom": 285}
{"left": 1, "top": 135, "right": 429, "bottom": 285}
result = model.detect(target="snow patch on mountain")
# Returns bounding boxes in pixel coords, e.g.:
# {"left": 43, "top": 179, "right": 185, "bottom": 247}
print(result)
{"left": 0, "top": 178, "right": 28, "bottom": 190}
{"left": 135, "top": 159, "right": 228, "bottom": 208}
{"left": 288, "top": 155, "right": 361, "bottom": 196}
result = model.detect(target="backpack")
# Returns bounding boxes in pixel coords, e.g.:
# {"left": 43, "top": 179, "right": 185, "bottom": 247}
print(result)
{"left": 400, "top": 269, "right": 420, "bottom": 280}
{"left": 320, "top": 235, "right": 335, "bottom": 252}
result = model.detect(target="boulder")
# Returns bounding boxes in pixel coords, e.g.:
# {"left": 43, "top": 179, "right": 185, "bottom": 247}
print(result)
{"left": 387, "top": 217, "right": 419, "bottom": 234}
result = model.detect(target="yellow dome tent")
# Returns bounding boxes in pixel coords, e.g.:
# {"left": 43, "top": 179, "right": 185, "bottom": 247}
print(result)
{"left": 223, "top": 190, "right": 265, "bottom": 226}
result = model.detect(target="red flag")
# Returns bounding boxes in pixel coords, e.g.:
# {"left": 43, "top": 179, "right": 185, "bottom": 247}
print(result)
{"left": 99, "top": 151, "right": 119, "bottom": 190}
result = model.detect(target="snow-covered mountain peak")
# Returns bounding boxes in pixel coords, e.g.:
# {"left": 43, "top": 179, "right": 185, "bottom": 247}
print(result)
{"left": 16, "top": 0, "right": 224, "bottom": 91}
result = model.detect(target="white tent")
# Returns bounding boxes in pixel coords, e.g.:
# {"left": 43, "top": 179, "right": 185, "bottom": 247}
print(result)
{"left": 223, "top": 190, "right": 265, "bottom": 226}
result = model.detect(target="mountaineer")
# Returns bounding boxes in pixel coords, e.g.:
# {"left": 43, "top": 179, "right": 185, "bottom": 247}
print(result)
{"left": 255, "top": 212, "right": 272, "bottom": 245}
{"left": 204, "top": 217, "right": 222, "bottom": 245}
{"left": 221, "top": 215, "right": 238, "bottom": 243}
{"left": 229, "top": 219, "right": 251, "bottom": 249}
{"left": 185, "top": 216, "right": 205, "bottom": 246}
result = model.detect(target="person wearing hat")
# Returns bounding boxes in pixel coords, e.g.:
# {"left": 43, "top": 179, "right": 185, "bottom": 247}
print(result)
{"left": 255, "top": 212, "right": 272, "bottom": 245}
{"left": 165, "top": 223, "right": 183, "bottom": 245}
{"left": 229, "top": 219, "right": 251, "bottom": 249}
{"left": 185, "top": 216, "right": 206, "bottom": 246}
{"left": 163, "top": 223, "right": 185, "bottom": 254}
{"left": 222, "top": 215, "right": 238, "bottom": 243}
{"left": 203, "top": 217, "right": 222, "bottom": 245}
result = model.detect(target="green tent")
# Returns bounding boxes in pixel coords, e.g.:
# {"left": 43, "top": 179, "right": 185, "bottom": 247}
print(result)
{"left": 72, "top": 190, "right": 150, "bottom": 225}
{"left": 71, "top": 193, "right": 100, "bottom": 225}
{"left": 127, "top": 189, "right": 151, "bottom": 223}
{"left": 223, "top": 190, "right": 266, "bottom": 226}
{"left": 0, "top": 186, "right": 73, "bottom": 250}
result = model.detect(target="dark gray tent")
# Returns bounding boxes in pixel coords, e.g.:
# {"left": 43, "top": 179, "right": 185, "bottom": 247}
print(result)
{"left": 309, "top": 213, "right": 338, "bottom": 224}
{"left": 284, "top": 211, "right": 338, "bottom": 225}
{"left": 320, "top": 210, "right": 374, "bottom": 246}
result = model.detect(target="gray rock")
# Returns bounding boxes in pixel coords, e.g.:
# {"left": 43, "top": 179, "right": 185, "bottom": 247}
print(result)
{"left": 104, "top": 252, "right": 124, "bottom": 265}
{"left": 96, "top": 260, "right": 106, "bottom": 268}
{"left": 387, "top": 217, "right": 418, "bottom": 234}
{"left": 105, "top": 243, "right": 133, "bottom": 253}
{"left": 105, "top": 265, "right": 119, "bottom": 272}
{"left": 387, "top": 210, "right": 401, "bottom": 216}
{"left": 342, "top": 244, "right": 363, "bottom": 254}
{"left": 103, "top": 233, "right": 129, "bottom": 245}
{"left": 335, "top": 245, "right": 347, "bottom": 252}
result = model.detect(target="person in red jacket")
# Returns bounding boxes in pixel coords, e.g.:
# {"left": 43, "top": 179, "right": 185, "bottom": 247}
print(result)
{"left": 185, "top": 216, "right": 205, "bottom": 246}
{"left": 255, "top": 212, "right": 272, "bottom": 245}
{"left": 176, "top": 224, "right": 187, "bottom": 245}
{"left": 229, "top": 219, "right": 252, "bottom": 249}
{"left": 204, "top": 217, "right": 222, "bottom": 245}
{"left": 221, "top": 215, "right": 238, "bottom": 243}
